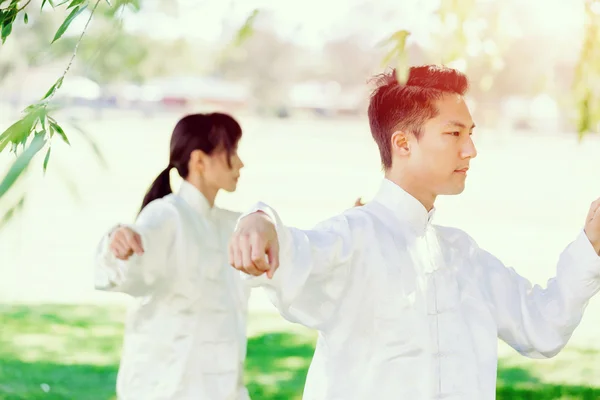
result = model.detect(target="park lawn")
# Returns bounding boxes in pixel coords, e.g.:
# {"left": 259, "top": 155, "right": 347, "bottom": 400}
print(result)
{"left": 1, "top": 304, "right": 599, "bottom": 400}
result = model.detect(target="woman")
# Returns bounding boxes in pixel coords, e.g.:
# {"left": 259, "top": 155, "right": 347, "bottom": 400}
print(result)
{"left": 94, "top": 113, "right": 251, "bottom": 400}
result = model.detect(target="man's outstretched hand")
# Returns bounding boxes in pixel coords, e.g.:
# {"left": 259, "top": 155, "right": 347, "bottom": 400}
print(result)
{"left": 584, "top": 198, "right": 600, "bottom": 255}
{"left": 229, "top": 212, "right": 280, "bottom": 278}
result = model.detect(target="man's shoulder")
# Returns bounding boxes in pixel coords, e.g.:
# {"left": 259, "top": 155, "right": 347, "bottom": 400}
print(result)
{"left": 434, "top": 224, "right": 478, "bottom": 247}
{"left": 309, "top": 205, "right": 375, "bottom": 234}
{"left": 340, "top": 204, "right": 379, "bottom": 227}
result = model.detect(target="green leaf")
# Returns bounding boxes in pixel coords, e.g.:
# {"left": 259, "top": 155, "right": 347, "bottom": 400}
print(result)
{"left": 125, "top": 0, "right": 140, "bottom": 11}
{"left": 19, "top": 132, "right": 28, "bottom": 152}
{"left": 0, "top": 120, "right": 24, "bottom": 153}
{"left": 377, "top": 29, "right": 410, "bottom": 49}
{"left": 23, "top": 12, "right": 28, "bottom": 24}
{"left": 67, "top": 0, "right": 85, "bottom": 9}
{"left": 41, "top": 76, "right": 64, "bottom": 100}
{"left": 0, "top": 195, "right": 27, "bottom": 230}
{"left": 232, "top": 9, "right": 259, "bottom": 47}
{"left": 40, "top": 0, "right": 56, "bottom": 10}
{"left": 43, "top": 146, "right": 51, "bottom": 174}
{"left": 1, "top": 19, "right": 13, "bottom": 44}
{"left": 0, "top": 133, "right": 47, "bottom": 200}
{"left": 49, "top": 121, "right": 70, "bottom": 145}
{"left": 379, "top": 30, "right": 411, "bottom": 68}
{"left": 0, "top": 108, "right": 43, "bottom": 153}
{"left": 394, "top": 61, "right": 410, "bottom": 84}
{"left": 104, "top": 0, "right": 111, "bottom": 5}
{"left": 23, "top": 102, "right": 43, "bottom": 113}
{"left": 51, "top": 4, "right": 87, "bottom": 44}
{"left": 0, "top": 5, "right": 17, "bottom": 44}
{"left": 40, "top": 0, "right": 56, "bottom": 11}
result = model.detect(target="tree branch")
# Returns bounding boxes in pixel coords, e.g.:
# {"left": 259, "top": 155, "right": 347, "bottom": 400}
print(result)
{"left": 46, "top": 0, "right": 102, "bottom": 102}
{"left": 16, "top": 0, "right": 32, "bottom": 12}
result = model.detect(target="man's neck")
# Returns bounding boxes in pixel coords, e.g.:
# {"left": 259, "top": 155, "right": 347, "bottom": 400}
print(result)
{"left": 384, "top": 170, "right": 436, "bottom": 212}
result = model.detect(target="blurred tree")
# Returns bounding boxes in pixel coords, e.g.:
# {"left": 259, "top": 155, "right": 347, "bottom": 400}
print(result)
{"left": 0, "top": 0, "right": 257, "bottom": 210}
{"left": 0, "top": 0, "right": 142, "bottom": 205}
{"left": 322, "top": 35, "right": 380, "bottom": 87}
{"left": 1, "top": 0, "right": 599, "bottom": 217}
{"left": 214, "top": 12, "right": 299, "bottom": 113}
{"left": 573, "top": 0, "right": 600, "bottom": 138}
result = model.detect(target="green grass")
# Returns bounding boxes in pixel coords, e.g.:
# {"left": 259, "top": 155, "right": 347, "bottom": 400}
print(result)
{"left": 1, "top": 304, "right": 599, "bottom": 399}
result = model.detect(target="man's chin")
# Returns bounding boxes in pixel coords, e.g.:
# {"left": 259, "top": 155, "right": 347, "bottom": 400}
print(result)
{"left": 452, "top": 185, "right": 466, "bottom": 195}
{"left": 439, "top": 184, "right": 466, "bottom": 196}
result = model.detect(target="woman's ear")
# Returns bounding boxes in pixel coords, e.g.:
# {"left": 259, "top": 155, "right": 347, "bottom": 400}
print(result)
{"left": 189, "top": 149, "right": 208, "bottom": 173}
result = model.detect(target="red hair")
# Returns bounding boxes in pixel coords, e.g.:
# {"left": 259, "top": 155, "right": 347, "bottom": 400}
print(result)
{"left": 368, "top": 65, "right": 469, "bottom": 169}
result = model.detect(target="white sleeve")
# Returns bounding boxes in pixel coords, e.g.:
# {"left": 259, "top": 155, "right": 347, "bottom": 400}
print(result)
{"left": 94, "top": 200, "right": 179, "bottom": 297}
{"left": 474, "top": 230, "right": 600, "bottom": 358}
{"left": 223, "top": 209, "right": 253, "bottom": 305}
{"left": 239, "top": 202, "right": 357, "bottom": 330}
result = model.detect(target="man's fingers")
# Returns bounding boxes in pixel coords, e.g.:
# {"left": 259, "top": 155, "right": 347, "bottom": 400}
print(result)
{"left": 252, "top": 257, "right": 269, "bottom": 273}
{"left": 228, "top": 240, "right": 236, "bottom": 268}
{"left": 592, "top": 199, "right": 600, "bottom": 217}
{"left": 266, "top": 243, "right": 280, "bottom": 279}
{"left": 244, "top": 262, "right": 262, "bottom": 276}
{"left": 233, "top": 236, "right": 244, "bottom": 269}
{"left": 241, "top": 235, "right": 253, "bottom": 270}
{"left": 587, "top": 199, "right": 600, "bottom": 222}
{"left": 250, "top": 234, "right": 269, "bottom": 272}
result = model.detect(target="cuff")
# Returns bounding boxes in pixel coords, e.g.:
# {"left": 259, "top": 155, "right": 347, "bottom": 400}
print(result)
{"left": 570, "top": 230, "right": 600, "bottom": 261}
{"left": 94, "top": 224, "right": 141, "bottom": 290}
{"left": 236, "top": 202, "right": 275, "bottom": 227}
{"left": 237, "top": 202, "right": 291, "bottom": 249}
{"left": 564, "top": 230, "right": 600, "bottom": 279}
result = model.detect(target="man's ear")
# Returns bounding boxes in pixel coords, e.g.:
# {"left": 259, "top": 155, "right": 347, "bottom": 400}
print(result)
{"left": 391, "top": 130, "right": 410, "bottom": 156}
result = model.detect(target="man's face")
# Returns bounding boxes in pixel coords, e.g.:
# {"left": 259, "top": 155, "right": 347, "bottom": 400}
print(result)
{"left": 405, "top": 94, "right": 477, "bottom": 196}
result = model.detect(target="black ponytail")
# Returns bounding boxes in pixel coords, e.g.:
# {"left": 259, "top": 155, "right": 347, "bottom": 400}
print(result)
{"left": 139, "top": 165, "right": 173, "bottom": 213}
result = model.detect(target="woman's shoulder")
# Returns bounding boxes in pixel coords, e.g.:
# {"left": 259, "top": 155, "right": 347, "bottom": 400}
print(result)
{"left": 137, "top": 195, "right": 182, "bottom": 223}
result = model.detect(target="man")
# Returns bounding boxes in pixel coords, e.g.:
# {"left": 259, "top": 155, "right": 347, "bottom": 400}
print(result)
{"left": 229, "top": 65, "right": 600, "bottom": 399}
